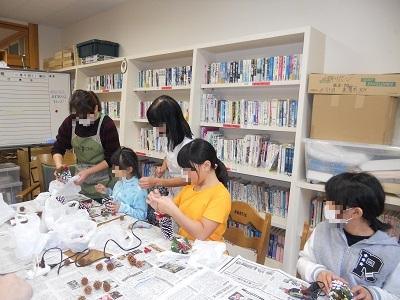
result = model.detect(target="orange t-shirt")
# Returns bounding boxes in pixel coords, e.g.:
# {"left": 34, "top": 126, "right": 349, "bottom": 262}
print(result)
{"left": 174, "top": 182, "right": 231, "bottom": 241}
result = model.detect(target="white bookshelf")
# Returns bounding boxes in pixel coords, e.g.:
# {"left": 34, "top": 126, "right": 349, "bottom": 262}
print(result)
{"left": 55, "top": 27, "right": 400, "bottom": 275}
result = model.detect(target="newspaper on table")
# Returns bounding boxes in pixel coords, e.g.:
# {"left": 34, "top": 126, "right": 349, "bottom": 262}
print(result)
{"left": 218, "top": 256, "right": 310, "bottom": 300}
{"left": 31, "top": 243, "right": 203, "bottom": 300}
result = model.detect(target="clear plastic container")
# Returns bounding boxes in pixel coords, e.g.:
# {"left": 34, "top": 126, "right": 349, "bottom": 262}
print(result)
{"left": 304, "top": 139, "right": 400, "bottom": 189}
{"left": 0, "top": 181, "right": 22, "bottom": 204}
{"left": 0, "top": 163, "right": 20, "bottom": 185}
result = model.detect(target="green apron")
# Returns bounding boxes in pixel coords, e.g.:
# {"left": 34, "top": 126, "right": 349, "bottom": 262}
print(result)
{"left": 71, "top": 114, "right": 111, "bottom": 200}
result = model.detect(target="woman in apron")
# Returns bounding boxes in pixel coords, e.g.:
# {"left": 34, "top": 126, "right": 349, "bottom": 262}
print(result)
{"left": 52, "top": 90, "right": 120, "bottom": 200}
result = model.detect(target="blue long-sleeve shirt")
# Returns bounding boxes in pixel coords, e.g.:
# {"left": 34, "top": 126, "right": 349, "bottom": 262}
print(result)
{"left": 107, "top": 177, "right": 147, "bottom": 220}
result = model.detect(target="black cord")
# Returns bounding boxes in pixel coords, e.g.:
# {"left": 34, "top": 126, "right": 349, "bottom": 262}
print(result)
{"left": 41, "top": 219, "right": 146, "bottom": 274}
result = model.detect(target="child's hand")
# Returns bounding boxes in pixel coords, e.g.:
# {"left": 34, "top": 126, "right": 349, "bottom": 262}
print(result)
{"left": 139, "top": 177, "right": 159, "bottom": 189}
{"left": 106, "top": 201, "right": 120, "bottom": 214}
{"left": 317, "top": 270, "right": 347, "bottom": 294}
{"left": 95, "top": 184, "right": 107, "bottom": 194}
{"left": 351, "top": 286, "right": 373, "bottom": 300}
{"left": 147, "top": 191, "right": 174, "bottom": 215}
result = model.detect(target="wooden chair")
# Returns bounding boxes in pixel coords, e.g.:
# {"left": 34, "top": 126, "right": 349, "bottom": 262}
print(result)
{"left": 224, "top": 201, "right": 272, "bottom": 264}
{"left": 300, "top": 222, "right": 313, "bottom": 251}
{"left": 18, "top": 153, "right": 76, "bottom": 201}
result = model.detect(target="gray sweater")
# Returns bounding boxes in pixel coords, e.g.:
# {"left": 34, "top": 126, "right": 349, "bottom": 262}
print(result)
{"left": 297, "top": 221, "right": 400, "bottom": 300}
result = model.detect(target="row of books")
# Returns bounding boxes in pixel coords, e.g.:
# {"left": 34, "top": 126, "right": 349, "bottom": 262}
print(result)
{"left": 202, "top": 129, "right": 294, "bottom": 175}
{"left": 309, "top": 195, "right": 325, "bottom": 228}
{"left": 101, "top": 101, "right": 120, "bottom": 119}
{"left": 138, "top": 100, "right": 189, "bottom": 120}
{"left": 88, "top": 73, "right": 123, "bottom": 91}
{"left": 206, "top": 54, "right": 302, "bottom": 84}
{"left": 139, "top": 128, "right": 168, "bottom": 153}
{"left": 228, "top": 178, "right": 290, "bottom": 218}
{"left": 268, "top": 230, "right": 285, "bottom": 263}
{"left": 201, "top": 94, "right": 298, "bottom": 128}
{"left": 379, "top": 211, "right": 400, "bottom": 243}
{"left": 227, "top": 220, "right": 285, "bottom": 263}
{"left": 138, "top": 66, "right": 192, "bottom": 88}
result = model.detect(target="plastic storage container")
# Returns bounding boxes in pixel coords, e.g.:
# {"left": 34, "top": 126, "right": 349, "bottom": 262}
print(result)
{"left": 0, "top": 163, "right": 20, "bottom": 185}
{"left": 76, "top": 39, "right": 119, "bottom": 58}
{"left": 304, "top": 139, "right": 400, "bottom": 193}
{"left": 0, "top": 181, "right": 22, "bottom": 204}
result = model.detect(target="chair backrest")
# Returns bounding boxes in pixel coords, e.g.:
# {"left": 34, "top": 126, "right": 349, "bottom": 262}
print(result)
{"left": 32, "top": 153, "right": 76, "bottom": 192}
{"left": 224, "top": 201, "right": 272, "bottom": 264}
{"left": 300, "top": 222, "right": 313, "bottom": 251}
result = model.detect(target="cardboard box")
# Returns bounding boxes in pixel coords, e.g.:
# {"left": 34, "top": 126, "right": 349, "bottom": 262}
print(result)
{"left": 310, "top": 95, "right": 398, "bottom": 144}
{"left": 308, "top": 74, "right": 400, "bottom": 96}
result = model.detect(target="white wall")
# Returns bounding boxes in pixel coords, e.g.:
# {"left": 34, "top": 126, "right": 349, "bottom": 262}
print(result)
{"left": 0, "top": 17, "right": 61, "bottom": 68}
{"left": 38, "top": 25, "right": 61, "bottom": 68}
{"left": 60, "top": 0, "right": 400, "bottom": 73}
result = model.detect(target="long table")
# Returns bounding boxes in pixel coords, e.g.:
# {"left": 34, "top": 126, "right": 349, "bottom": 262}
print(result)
{"left": 0, "top": 199, "right": 315, "bottom": 300}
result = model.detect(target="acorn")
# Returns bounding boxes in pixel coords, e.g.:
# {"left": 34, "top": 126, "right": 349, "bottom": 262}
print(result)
{"left": 84, "top": 286, "right": 92, "bottom": 295}
{"left": 103, "top": 281, "right": 111, "bottom": 292}
{"left": 106, "top": 262, "right": 114, "bottom": 271}
{"left": 93, "top": 280, "right": 102, "bottom": 290}
{"left": 81, "top": 277, "right": 89, "bottom": 286}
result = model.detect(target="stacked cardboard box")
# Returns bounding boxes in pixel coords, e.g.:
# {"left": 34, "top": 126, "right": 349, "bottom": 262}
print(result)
{"left": 308, "top": 73, "right": 400, "bottom": 145}
{"left": 43, "top": 48, "right": 75, "bottom": 71}
{"left": 307, "top": 73, "right": 400, "bottom": 195}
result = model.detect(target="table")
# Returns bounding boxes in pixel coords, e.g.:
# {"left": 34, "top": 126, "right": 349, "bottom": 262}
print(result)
{"left": 1, "top": 199, "right": 317, "bottom": 300}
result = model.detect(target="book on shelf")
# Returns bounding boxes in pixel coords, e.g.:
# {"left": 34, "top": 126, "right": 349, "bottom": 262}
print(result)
{"left": 138, "top": 65, "right": 192, "bottom": 88}
{"left": 138, "top": 100, "right": 189, "bottom": 121}
{"left": 226, "top": 220, "right": 285, "bottom": 262}
{"left": 228, "top": 177, "right": 290, "bottom": 218}
{"left": 205, "top": 54, "right": 302, "bottom": 84}
{"left": 140, "top": 128, "right": 168, "bottom": 153}
{"left": 379, "top": 210, "right": 400, "bottom": 243}
{"left": 102, "top": 101, "right": 120, "bottom": 119}
{"left": 202, "top": 130, "right": 294, "bottom": 175}
{"left": 88, "top": 73, "right": 123, "bottom": 91}
{"left": 309, "top": 195, "right": 325, "bottom": 228}
{"left": 201, "top": 94, "right": 298, "bottom": 128}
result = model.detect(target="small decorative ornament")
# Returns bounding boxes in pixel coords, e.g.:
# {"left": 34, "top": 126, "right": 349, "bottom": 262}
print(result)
{"left": 328, "top": 280, "right": 353, "bottom": 300}
{"left": 56, "top": 167, "right": 72, "bottom": 184}
{"left": 171, "top": 237, "right": 192, "bottom": 254}
{"left": 95, "top": 263, "right": 103, "bottom": 271}
{"left": 156, "top": 212, "right": 174, "bottom": 240}
{"left": 78, "top": 296, "right": 86, "bottom": 300}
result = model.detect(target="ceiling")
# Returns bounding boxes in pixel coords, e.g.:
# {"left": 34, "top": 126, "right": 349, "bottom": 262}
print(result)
{"left": 0, "top": 0, "right": 128, "bottom": 28}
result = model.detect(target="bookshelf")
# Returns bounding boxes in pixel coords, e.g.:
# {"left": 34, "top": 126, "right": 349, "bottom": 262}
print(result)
{"left": 59, "top": 27, "right": 400, "bottom": 275}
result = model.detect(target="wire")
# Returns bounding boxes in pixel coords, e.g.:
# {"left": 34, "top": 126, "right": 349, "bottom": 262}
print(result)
{"left": 40, "top": 219, "right": 146, "bottom": 275}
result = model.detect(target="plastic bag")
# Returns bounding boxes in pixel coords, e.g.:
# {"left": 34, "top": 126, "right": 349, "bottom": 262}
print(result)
{"left": 48, "top": 175, "right": 81, "bottom": 201}
{"left": 53, "top": 210, "right": 97, "bottom": 252}
{"left": 13, "top": 213, "right": 49, "bottom": 261}
{"left": 42, "top": 191, "right": 81, "bottom": 231}
{"left": 88, "top": 223, "right": 130, "bottom": 252}
{"left": 188, "top": 240, "right": 226, "bottom": 268}
{"left": 0, "top": 193, "right": 15, "bottom": 225}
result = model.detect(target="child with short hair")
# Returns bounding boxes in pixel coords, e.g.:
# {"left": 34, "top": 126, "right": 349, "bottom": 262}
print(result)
{"left": 297, "top": 172, "right": 400, "bottom": 300}
{"left": 95, "top": 147, "right": 147, "bottom": 220}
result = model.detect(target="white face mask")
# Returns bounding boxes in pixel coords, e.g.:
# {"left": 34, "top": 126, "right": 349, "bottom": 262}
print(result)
{"left": 78, "top": 118, "right": 92, "bottom": 126}
{"left": 323, "top": 206, "right": 353, "bottom": 224}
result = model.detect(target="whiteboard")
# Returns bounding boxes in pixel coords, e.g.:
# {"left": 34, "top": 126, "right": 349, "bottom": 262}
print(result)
{"left": 0, "top": 69, "right": 70, "bottom": 147}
